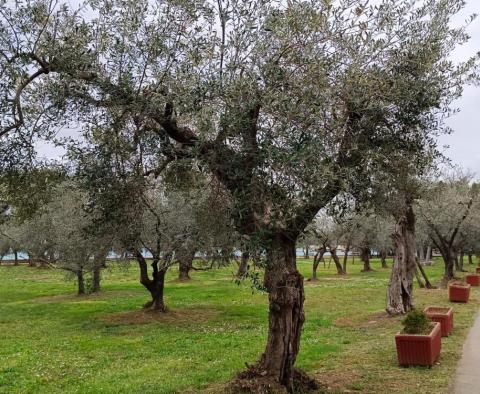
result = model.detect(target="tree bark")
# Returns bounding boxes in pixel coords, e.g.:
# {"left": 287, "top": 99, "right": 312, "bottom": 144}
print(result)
{"left": 178, "top": 250, "right": 195, "bottom": 280}
{"left": 360, "top": 247, "right": 372, "bottom": 272}
{"left": 14, "top": 250, "right": 19, "bottom": 266}
{"left": 257, "top": 234, "right": 304, "bottom": 391}
{"left": 330, "top": 245, "right": 345, "bottom": 275}
{"left": 311, "top": 246, "right": 326, "bottom": 280}
{"left": 380, "top": 249, "right": 388, "bottom": 268}
{"left": 342, "top": 244, "right": 349, "bottom": 274}
{"left": 304, "top": 244, "right": 309, "bottom": 259}
{"left": 425, "top": 245, "right": 432, "bottom": 263}
{"left": 92, "top": 251, "right": 107, "bottom": 293}
{"left": 416, "top": 259, "right": 434, "bottom": 289}
{"left": 386, "top": 201, "right": 416, "bottom": 315}
{"left": 136, "top": 251, "right": 167, "bottom": 312}
{"left": 468, "top": 253, "right": 473, "bottom": 265}
{"left": 77, "top": 270, "right": 85, "bottom": 295}
{"left": 236, "top": 251, "right": 249, "bottom": 278}
{"left": 415, "top": 267, "right": 425, "bottom": 288}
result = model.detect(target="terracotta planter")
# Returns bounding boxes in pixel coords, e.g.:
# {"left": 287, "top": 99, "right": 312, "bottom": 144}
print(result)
{"left": 476, "top": 267, "right": 480, "bottom": 274}
{"left": 395, "top": 322, "right": 441, "bottom": 366}
{"left": 449, "top": 283, "right": 471, "bottom": 303}
{"left": 424, "top": 307, "right": 454, "bottom": 337}
{"left": 467, "top": 274, "right": 480, "bottom": 286}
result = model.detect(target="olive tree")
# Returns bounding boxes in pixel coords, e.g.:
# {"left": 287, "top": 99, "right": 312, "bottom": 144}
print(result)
{"left": 1, "top": 0, "right": 477, "bottom": 389}
{"left": 417, "top": 172, "right": 480, "bottom": 284}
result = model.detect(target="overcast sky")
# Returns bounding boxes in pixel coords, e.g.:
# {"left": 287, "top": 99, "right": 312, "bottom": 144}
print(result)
{"left": 36, "top": 1, "right": 480, "bottom": 175}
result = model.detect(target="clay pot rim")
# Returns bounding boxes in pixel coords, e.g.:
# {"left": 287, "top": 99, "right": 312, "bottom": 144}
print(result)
{"left": 424, "top": 306, "right": 453, "bottom": 316}
{"left": 395, "top": 321, "right": 441, "bottom": 338}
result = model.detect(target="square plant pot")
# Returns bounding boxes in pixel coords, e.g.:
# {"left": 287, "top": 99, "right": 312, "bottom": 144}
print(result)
{"left": 476, "top": 267, "right": 480, "bottom": 274}
{"left": 449, "top": 283, "right": 471, "bottom": 303}
{"left": 466, "top": 274, "right": 480, "bottom": 287}
{"left": 424, "top": 307, "right": 454, "bottom": 337}
{"left": 395, "top": 322, "right": 441, "bottom": 367}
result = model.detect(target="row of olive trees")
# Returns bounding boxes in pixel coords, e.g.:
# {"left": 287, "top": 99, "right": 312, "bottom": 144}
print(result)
{"left": 1, "top": 0, "right": 478, "bottom": 390}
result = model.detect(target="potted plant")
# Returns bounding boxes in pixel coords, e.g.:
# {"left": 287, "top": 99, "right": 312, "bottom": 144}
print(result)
{"left": 395, "top": 309, "right": 441, "bottom": 367}
{"left": 449, "top": 282, "right": 471, "bottom": 303}
{"left": 466, "top": 273, "right": 480, "bottom": 286}
{"left": 424, "top": 307, "right": 454, "bottom": 337}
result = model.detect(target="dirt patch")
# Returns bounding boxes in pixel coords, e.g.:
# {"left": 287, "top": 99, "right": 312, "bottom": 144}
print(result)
{"left": 334, "top": 310, "right": 397, "bottom": 328}
{"left": 315, "top": 370, "right": 361, "bottom": 393}
{"left": 228, "top": 364, "right": 324, "bottom": 394}
{"left": 99, "top": 307, "right": 220, "bottom": 326}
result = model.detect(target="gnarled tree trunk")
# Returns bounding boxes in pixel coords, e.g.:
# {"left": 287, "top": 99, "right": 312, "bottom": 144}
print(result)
{"left": 236, "top": 251, "right": 249, "bottom": 278}
{"left": 255, "top": 234, "right": 305, "bottom": 391}
{"left": 178, "top": 250, "right": 195, "bottom": 280}
{"left": 330, "top": 245, "right": 345, "bottom": 275}
{"left": 136, "top": 251, "right": 167, "bottom": 312}
{"left": 386, "top": 201, "right": 416, "bottom": 315}
{"left": 92, "top": 251, "right": 107, "bottom": 293}
{"left": 360, "top": 247, "right": 372, "bottom": 272}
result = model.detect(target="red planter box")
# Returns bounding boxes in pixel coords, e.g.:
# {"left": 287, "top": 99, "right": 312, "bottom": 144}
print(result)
{"left": 424, "top": 307, "right": 454, "bottom": 337}
{"left": 395, "top": 322, "right": 441, "bottom": 366}
{"left": 476, "top": 267, "right": 480, "bottom": 274}
{"left": 467, "top": 274, "right": 480, "bottom": 286}
{"left": 449, "top": 283, "right": 471, "bottom": 303}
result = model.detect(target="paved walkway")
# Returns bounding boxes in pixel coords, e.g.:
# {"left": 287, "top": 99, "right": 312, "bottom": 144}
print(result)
{"left": 451, "top": 312, "right": 480, "bottom": 393}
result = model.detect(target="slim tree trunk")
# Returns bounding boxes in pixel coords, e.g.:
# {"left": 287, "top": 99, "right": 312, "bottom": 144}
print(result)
{"left": 254, "top": 233, "right": 306, "bottom": 390}
{"left": 14, "top": 250, "right": 19, "bottom": 266}
{"left": 415, "top": 267, "right": 425, "bottom": 288}
{"left": 360, "top": 247, "right": 372, "bottom": 272}
{"left": 77, "top": 270, "right": 85, "bottom": 295}
{"left": 330, "top": 246, "right": 345, "bottom": 275}
{"left": 380, "top": 249, "right": 388, "bottom": 268}
{"left": 425, "top": 245, "right": 432, "bottom": 263}
{"left": 311, "top": 247, "right": 325, "bottom": 280}
{"left": 468, "top": 253, "right": 473, "bottom": 265}
{"left": 416, "top": 259, "right": 434, "bottom": 289}
{"left": 386, "top": 201, "right": 416, "bottom": 315}
{"left": 342, "top": 245, "right": 349, "bottom": 274}
{"left": 236, "top": 251, "right": 249, "bottom": 278}
{"left": 304, "top": 244, "right": 310, "bottom": 259}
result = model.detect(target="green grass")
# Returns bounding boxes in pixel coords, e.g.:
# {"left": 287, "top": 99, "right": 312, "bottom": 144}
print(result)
{"left": 0, "top": 257, "right": 478, "bottom": 393}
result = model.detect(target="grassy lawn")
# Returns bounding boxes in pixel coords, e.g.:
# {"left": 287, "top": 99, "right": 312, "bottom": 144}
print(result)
{"left": 0, "top": 257, "right": 479, "bottom": 393}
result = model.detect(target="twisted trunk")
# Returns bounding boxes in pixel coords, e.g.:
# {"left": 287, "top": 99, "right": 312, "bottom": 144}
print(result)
{"left": 136, "top": 251, "right": 167, "bottom": 312}
{"left": 360, "top": 247, "right": 371, "bottom": 272}
{"left": 178, "top": 250, "right": 195, "bottom": 281}
{"left": 236, "top": 251, "right": 249, "bottom": 278}
{"left": 92, "top": 251, "right": 107, "bottom": 293}
{"left": 330, "top": 246, "right": 345, "bottom": 275}
{"left": 256, "top": 234, "right": 305, "bottom": 391}
{"left": 386, "top": 201, "right": 416, "bottom": 315}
